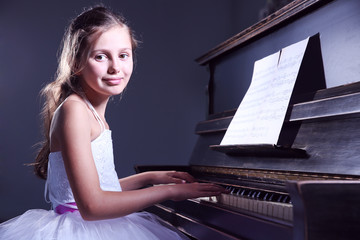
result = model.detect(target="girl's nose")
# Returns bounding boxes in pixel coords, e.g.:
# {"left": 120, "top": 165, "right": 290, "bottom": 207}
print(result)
{"left": 108, "top": 60, "right": 121, "bottom": 74}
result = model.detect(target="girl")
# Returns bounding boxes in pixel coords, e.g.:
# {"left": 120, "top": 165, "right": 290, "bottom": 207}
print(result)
{"left": 0, "top": 6, "right": 225, "bottom": 240}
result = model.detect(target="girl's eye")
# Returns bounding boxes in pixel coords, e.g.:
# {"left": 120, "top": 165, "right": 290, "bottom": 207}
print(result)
{"left": 95, "top": 54, "right": 107, "bottom": 61}
{"left": 119, "top": 53, "right": 130, "bottom": 60}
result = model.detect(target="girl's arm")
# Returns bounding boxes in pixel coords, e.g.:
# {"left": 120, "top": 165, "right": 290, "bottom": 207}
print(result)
{"left": 53, "top": 99, "right": 225, "bottom": 221}
{"left": 119, "top": 171, "right": 196, "bottom": 191}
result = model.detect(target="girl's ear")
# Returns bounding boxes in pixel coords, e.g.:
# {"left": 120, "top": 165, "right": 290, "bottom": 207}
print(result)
{"left": 73, "top": 62, "right": 82, "bottom": 76}
{"left": 75, "top": 69, "right": 82, "bottom": 76}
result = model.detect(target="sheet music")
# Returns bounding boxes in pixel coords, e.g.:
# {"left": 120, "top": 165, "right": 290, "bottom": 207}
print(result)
{"left": 220, "top": 37, "right": 309, "bottom": 145}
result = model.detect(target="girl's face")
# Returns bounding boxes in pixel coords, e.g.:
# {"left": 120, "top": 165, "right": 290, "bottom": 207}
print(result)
{"left": 79, "top": 25, "right": 133, "bottom": 99}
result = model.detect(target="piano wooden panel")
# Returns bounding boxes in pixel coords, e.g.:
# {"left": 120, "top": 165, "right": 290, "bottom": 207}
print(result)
{"left": 288, "top": 181, "right": 360, "bottom": 240}
{"left": 191, "top": 83, "right": 360, "bottom": 176}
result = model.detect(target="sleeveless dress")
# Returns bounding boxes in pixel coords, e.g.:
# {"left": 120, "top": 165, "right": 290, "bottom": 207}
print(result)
{"left": 0, "top": 98, "right": 188, "bottom": 240}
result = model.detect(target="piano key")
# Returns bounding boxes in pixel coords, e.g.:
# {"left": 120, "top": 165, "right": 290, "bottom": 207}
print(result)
{"left": 277, "top": 203, "right": 284, "bottom": 219}
{"left": 268, "top": 193, "right": 274, "bottom": 201}
{"left": 248, "top": 197, "right": 254, "bottom": 211}
{"left": 283, "top": 204, "right": 293, "bottom": 221}
{"left": 253, "top": 199, "right": 259, "bottom": 213}
{"left": 257, "top": 199, "right": 263, "bottom": 214}
{"left": 282, "top": 195, "right": 290, "bottom": 203}
{"left": 263, "top": 192, "right": 269, "bottom": 201}
{"left": 206, "top": 187, "right": 293, "bottom": 222}
{"left": 266, "top": 202, "right": 273, "bottom": 217}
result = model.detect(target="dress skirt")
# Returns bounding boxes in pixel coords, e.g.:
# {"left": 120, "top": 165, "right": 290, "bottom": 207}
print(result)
{"left": 0, "top": 210, "right": 189, "bottom": 240}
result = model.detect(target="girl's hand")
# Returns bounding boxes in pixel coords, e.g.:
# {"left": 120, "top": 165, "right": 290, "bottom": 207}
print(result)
{"left": 167, "top": 182, "right": 227, "bottom": 201}
{"left": 149, "top": 171, "right": 196, "bottom": 185}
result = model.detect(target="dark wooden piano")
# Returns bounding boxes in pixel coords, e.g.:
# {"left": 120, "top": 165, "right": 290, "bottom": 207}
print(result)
{"left": 136, "top": 0, "right": 360, "bottom": 239}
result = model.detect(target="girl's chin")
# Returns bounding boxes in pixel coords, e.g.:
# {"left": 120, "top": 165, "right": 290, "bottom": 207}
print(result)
{"left": 84, "top": 84, "right": 127, "bottom": 98}
{"left": 106, "top": 88, "right": 126, "bottom": 96}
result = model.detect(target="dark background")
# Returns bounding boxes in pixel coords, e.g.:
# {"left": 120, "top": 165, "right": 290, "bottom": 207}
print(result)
{"left": 0, "top": 0, "right": 270, "bottom": 221}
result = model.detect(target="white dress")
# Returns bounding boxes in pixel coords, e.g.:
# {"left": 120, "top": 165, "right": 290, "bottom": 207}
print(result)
{"left": 0, "top": 99, "right": 188, "bottom": 240}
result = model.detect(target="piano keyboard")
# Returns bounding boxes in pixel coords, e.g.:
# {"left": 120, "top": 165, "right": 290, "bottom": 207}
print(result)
{"left": 198, "top": 186, "right": 293, "bottom": 222}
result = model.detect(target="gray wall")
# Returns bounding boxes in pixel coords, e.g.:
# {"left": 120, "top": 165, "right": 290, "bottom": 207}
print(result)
{"left": 0, "top": 0, "right": 266, "bottom": 221}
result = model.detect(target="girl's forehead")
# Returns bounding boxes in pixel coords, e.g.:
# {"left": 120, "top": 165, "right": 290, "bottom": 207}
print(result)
{"left": 90, "top": 25, "right": 132, "bottom": 51}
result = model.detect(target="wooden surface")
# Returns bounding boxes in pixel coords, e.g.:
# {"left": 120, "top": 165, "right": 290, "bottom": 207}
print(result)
{"left": 196, "top": 0, "right": 333, "bottom": 65}
{"left": 288, "top": 180, "right": 360, "bottom": 240}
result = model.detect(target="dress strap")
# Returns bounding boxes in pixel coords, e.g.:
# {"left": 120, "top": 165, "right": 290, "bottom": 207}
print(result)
{"left": 44, "top": 161, "right": 51, "bottom": 205}
{"left": 82, "top": 98, "right": 106, "bottom": 132}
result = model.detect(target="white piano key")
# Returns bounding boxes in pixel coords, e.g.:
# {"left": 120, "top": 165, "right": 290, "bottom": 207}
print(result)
{"left": 257, "top": 200, "right": 264, "bottom": 214}
{"left": 276, "top": 202, "right": 284, "bottom": 219}
{"left": 266, "top": 202, "right": 273, "bottom": 217}
{"left": 244, "top": 198, "right": 249, "bottom": 210}
{"left": 248, "top": 198, "right": 254, "bottom": 212}
{"left": 199, "top": 190, "right": 293, "bottom": 222}
{"left": 283, "top": 204, "right": 293, "bottom": 221}
{"left": 221, "top": 193, "right": 229, "bottom": 205}
{"left": 235, "top": 194, "right": 241, "bottom": 208}
{"left": 229, "top": 194, "right": 236, "bottom": 207}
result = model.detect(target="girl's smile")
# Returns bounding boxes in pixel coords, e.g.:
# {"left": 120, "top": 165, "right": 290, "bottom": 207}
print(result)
{"left": 103, "top": 77, "right": 123, "bottom": 86}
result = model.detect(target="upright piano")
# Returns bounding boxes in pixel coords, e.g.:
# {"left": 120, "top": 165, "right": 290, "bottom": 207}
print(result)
{"left": 136, "top": 0, "right": 360, "bottom": 239}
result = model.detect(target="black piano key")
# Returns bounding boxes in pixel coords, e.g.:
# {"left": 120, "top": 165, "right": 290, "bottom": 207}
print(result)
{"left": 263, "top": 192, "right": 269, "bottom": 201}
{"left": 268, "top": 193, "right": 274, "bottom": 201}
{"left": 251, "top": 191, "right": 258, "bottom": 198}
{"left": 282, "top": 195, "right": 291, "bottom": 203}
{"left": 256, "top": 191, "right": 266, "bottom": 200}
{"left": 240, "top": 189, "right": 248, "bottom": 196}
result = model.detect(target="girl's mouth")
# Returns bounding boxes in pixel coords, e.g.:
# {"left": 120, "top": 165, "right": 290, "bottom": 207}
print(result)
{"left": 103, "top": 78, "right": 122, "bottom": 85}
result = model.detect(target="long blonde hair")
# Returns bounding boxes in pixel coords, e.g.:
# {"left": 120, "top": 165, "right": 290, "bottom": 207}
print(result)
{"left": 34, "top": 6, "right": 138, "bottom": 179}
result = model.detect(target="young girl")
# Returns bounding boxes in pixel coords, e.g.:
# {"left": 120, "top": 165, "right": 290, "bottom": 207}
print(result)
{"left": 0, "top": 6, "right": 225, "bottom": 240}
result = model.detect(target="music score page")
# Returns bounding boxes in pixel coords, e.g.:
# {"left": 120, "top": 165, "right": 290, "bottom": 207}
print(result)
{"left": 220, "top": 37, "right": 309, "bottom": 145}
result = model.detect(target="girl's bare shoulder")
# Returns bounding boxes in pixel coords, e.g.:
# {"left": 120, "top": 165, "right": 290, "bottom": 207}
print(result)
{"left": 58, "top": 94, "right": 88, "bottom": 116}
{"left": 62, "top": 94, "right": 87, "bottom": 108}
{"left": 50, "top": 94, "right": 91, "bottom": 151}
{"left": 52, "top": 94, "right": 91, "bottom": 131}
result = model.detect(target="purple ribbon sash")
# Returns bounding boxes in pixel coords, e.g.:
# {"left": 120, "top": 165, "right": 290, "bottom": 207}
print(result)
{"left": 55, "top": 202, "right": 78, "bottom": 214}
